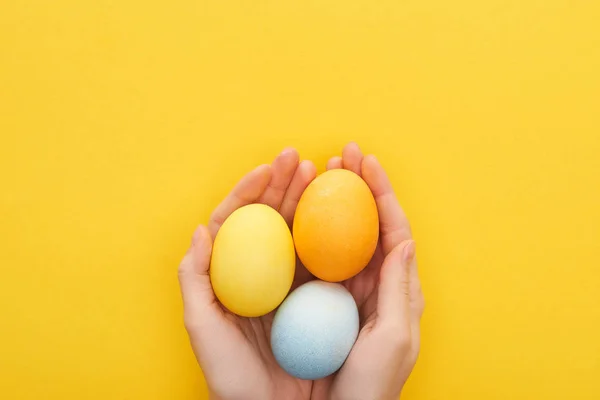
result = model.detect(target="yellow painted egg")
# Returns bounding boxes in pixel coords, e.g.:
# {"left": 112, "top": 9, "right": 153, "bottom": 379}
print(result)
{"left": 210, "top": 203, "right": 296, "bottom": 317}
{"left": 293, "top": 169, "right": 379, "bottom": 282}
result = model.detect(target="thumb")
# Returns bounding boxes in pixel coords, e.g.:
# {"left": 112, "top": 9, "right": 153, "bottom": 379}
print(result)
{"left": 377, "top": 240, "right": 416, "bottom": 330}
{"left": 178, "top": 225, "right": 217, "bottom": 333}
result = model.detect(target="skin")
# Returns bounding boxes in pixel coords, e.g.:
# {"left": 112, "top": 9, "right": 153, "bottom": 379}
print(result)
{"left": 178, "top": 143, "right": 425, "bottom": 400}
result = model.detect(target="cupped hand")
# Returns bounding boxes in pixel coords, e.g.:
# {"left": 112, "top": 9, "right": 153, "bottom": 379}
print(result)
{"left": 312, "top": 143, "right": 425, "bottom": 400}
{"left": 178, "top": 149, "right": 317, "bottom": 400}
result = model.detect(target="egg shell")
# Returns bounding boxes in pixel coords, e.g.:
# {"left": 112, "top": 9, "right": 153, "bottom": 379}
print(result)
{"left": 292, "top": 169, "right": 379, "bottom": 282}
{"left": 209, "top": 204, "right": 295, "bottom": 317}
{"left": 270, "top": 280, "right": 359, "bottom": 380}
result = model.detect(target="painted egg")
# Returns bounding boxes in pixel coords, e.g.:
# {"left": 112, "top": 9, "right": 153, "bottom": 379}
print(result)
{"left": 270, "top": 280, "right": 359, "bottom": 380}
{"left": 293, "top": 169, "right": 379, "bottom": 282}
{"left": 210, "top": 204, "right": 295, "bottom": 317}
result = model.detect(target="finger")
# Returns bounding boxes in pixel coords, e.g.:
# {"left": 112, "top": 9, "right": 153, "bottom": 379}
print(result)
{"left": 410, "top": 258, "right": 425, "bottom": 324}
{"left": 208, "top": 164, "right": 272, "bottom": 238}
{"left": 409, "top": 258, "right": 425, "bottom": 322}
{"left": 326, "top": 156, "right": 343, "bottom": 170}
{"left": 342, "top": 142, "right": 364, "bottom": 176}
{"left": 408, "top": 276, "right": 424, "bottom": 359}
{"left": 377, "top": 240, "right": 414, "bottom": 334}
{"left": 406, "top": 245, "right": 423, "bottom": 357}
{"left": 178, "top": 225, "right": 217, "bottom": 331}
{"left": 258, "top": 148, "right": 299, "bottom": 210}
{"left": 280, "top": 160, "right": 317, "bottom": 227}
{"left": 362, "top": 155, "right": 412, "bottom": 256}
{"left": 357, "top": 286, "right": 379, "bottom": 327}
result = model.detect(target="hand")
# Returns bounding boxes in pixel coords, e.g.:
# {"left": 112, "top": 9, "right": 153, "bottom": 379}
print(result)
{"left": 312, "top": 143, "right": 425, "bottom": 400}
{"left": 178, "top": 149, "right": 317, "bottom": 400}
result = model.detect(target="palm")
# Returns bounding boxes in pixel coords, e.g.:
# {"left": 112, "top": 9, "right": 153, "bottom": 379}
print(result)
{"left": 343, "top": 244, "right": 384, "bottom": 328}
{"left": 214, "top": 257, "right": 317, "bottom": 397}
{"left": 219, "top": 310, "right": 312, "bottom": 398}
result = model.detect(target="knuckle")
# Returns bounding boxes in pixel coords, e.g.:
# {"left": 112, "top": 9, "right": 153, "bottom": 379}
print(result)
{"left": 396, "top": 333, "right": 412, "bottom": 352}
{"left": 379, "top": 323, "right": 411, "bottom": 352}
{"left": 417, "top": 286, "right": 425, "bottom": 312}
{"left": 413, "top": 287, "right": 425, "bottom": 315}
{"left": 209, "top": 211, "right": 222, "bottom": 227}
{"left": 177, "top": 253, "right": 193, "bottom": 276}
{"left": 183, "top": 313, "right": 201, "bottom": 334}
{"left": 209, "top": 207, "right": 227, "bottom": 228}
{"left": 411, "top": 280, "right": 425, "bottom": 316}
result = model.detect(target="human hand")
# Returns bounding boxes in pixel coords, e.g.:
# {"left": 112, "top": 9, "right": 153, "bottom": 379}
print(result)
{"left": 311, "top": 143, "right": 425, "bottom": 400}
{"left": 178, "top": 149, "right": 317, "bottom": 400}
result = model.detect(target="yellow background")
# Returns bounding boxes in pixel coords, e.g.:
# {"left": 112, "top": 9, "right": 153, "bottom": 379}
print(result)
{"left": 1, "top": 0, "right": 599, "bottom": 399}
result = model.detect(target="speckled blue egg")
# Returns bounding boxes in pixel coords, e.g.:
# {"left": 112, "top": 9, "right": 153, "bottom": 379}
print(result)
{"left": 270, "top": 280, "right": 359, "bottom": 380}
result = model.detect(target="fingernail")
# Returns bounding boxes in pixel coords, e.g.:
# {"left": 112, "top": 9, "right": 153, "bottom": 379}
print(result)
{"left": 365, "top": 154, "right": 378, "bottom": 164}
{"left": 346, "top": 141, "right": 360, "bottom": 150}
{"left": 280, "top": 147, "right": 296, "bottom": 156}
{"left": 299, "top": 160, "right": 314, "bottom": 172}
{"left": 254, "top": 163, "right": 270, "bottom": 171}
{"left": 403, "top": 240, "right": 416, "bottom": 265}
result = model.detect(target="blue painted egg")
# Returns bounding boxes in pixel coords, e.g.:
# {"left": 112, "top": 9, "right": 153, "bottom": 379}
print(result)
{"left": 270, "top": 280, "right": 359, "bottom": 380}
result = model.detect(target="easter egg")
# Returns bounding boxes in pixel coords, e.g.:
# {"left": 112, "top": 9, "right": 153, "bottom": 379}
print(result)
{"left": 292, "top": 169, "right": 379, "bottom": 282}
{"left": 210, "top": 203, "right": 295, "bottom": 317}
{"left": 270, "top": 280, "right": 359, "bottom": 380}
